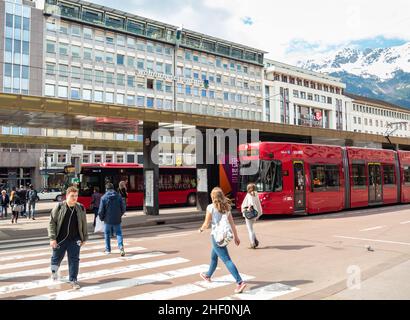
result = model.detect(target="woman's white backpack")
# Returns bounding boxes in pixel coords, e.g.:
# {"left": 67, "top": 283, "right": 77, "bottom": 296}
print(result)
{"left": 213, "top": 211, "right": 233, "bottom": 247}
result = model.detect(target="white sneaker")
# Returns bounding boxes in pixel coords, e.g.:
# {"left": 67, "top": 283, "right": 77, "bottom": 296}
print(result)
{"left": 70, "top": 281, "right": 81, "bottom": 290}
{"left": 51, "top": 271, "right": 58, "bottom": 281}
{"left": 104, "top": 250, "right": 111, "bottom": 255}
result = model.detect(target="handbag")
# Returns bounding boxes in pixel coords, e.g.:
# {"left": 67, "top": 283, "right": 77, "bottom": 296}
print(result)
{"left": 243, "top": 206, "right": 258, "bottom": 219}
{"left": 13, "top": 204, "right": 24, "bottom": 213}
{"left": 94, "top": 216, "right": 105, "bottom": 233}
{"left": 213, "top": 212, "right": 233, "bottom": 247}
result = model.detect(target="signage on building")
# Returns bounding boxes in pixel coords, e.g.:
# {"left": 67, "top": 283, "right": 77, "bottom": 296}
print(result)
{"left": 136, "top": 70, "right": 204, "bottom": 87}
{"left": 71, "top": 144, "right": 83, "bottom": 156}
{"left": 315, "top": 112, "right": 322, "bottom": 121}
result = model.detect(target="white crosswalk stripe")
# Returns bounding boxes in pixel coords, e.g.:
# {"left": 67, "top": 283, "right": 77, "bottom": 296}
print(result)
{"left": 23, "top": 265, "right": 209, "bottom": 300}
{"left": 219, "top": 283, "right": 300, "bottom": 300}
{"left": 121, "top": 274, "right": 255, "bottom": 300}
{"left": 0, "top": 246, "right": 144, "bottom": 271}
{"left": 0, "top": 250, "right": 166, "bottom": 281}
{"left": 0, "top": 239, "right": 302, "bottom": 300}
{"left": 0, "top": 243, "right": 109, "bottom": 262}
{"left": 0, "top": 257, "right": 189, "bottom": 296}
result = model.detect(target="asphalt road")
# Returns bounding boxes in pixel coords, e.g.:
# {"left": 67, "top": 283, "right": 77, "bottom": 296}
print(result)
{"left": 1, "top": 204, "right": 409, "bottom": 300}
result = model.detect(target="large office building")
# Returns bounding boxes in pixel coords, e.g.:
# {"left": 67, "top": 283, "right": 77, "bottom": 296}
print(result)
{"left": 0, "top": 0, "right": 266, "bottom": 189}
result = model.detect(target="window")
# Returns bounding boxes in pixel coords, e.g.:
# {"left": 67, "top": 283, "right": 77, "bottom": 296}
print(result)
{"left": 84, "top": 68, "right": 93, "bottom": 81}
{"left": 404, "top": 166, "right": 410, "bottom": 186}
{"left": 311, "top": 164, "right": 340, "bottom": 191}
{"left": 383, "top": 165, "right": 395, "bottom": 185}
{"left": 71, "top": 46, "right": 81, "bottom": 58}
{"left": 71, "top": 25, "right": 81, "bottom": 37}
{"left": 46, "top": 41, "right": 56, "bottom": 53}
{"left": 46, "top": 63, "right": 56, "bottom": 75}
{"left": 127, "top": 75, "right": 135, "bottom": 87}
{"left": 147, "top": 79, "right": 154, "bottom": 90}
{"left": 83, "top": 89, "right": 92, "bottom": 101}
{"left": 117, "top": 73, "right": 125, "bottom": 86}
{"left": 106, "top": 72, "right": 114, "bottom": 84}
{"left": 94, "top": 90, "right": 103, "bottom": 102}
{"left": 117, "top": 54, "right": 124, "bottom": 65}
{"left": 239, "top": 160, "right": 283, "bottom": 192}
{"left": 94, "top": 154, "right": 102, "bottom": 163}
{"left": 116, "top": 93, "right": 124, "bottom": 104}
{"left": 83, "top": 27, "right": 93, "bottom": 39}
{"left": 45, "top": 84, "right": 55, "bottom": 96}
{"left": 58, "top": 153, "right": 67, "bottom": 163}
{"left": 147, "top": 97, "right": 154, "bottom": 108}
{"left": 84, "top": 48, "right": 92, "bottom": 60}
{"left": 58, "top": 86, "right": 68, "bottom": 98}
{"left": 71, "top": 87, "right": 80, "bottom": 100}
{"left": 106, "top": 92, "right": 114, "bottom": 103}
{"left": 352, "top": 163, "right": 366, "bottom": 189}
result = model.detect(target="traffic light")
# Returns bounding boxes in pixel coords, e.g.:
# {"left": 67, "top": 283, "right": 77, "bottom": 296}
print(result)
{"left": 203, "top": 79, "right": 209, "bottom": 89}
{"left": 176, "top": 28, "right": 182, "bottom": 41}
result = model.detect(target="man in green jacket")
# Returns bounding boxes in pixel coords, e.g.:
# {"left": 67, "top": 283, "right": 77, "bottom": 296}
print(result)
{"left": 48, "top": 186, "right": 88, "bottom": 289}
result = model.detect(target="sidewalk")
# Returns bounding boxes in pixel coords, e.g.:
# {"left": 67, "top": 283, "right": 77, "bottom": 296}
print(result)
{"left": 0, "top": 206, "right": 241, "bottom": 241}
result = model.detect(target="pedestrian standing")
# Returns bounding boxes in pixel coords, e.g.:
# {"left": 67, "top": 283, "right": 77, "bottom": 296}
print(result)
{"left": 48, "top": 186, "right": 88, "bottom": 289}
{"left": 241, "top": 183, "right": 263, "bottom": 249}
{"left": 118, "top": 180, "right": 128, "bottom": 216}
{"left": 198, "top": 187, "right": 247, "bottom": 294}
{"left": 0, "top": 190, "right": 9, "bottom": 219}
{"left": 9, "top": 190, "right": 23, "bottom": 224}
{"left": 17, "top": 185, "right": 28, "bottom": 218}
{"left": 90, "top": 186, "right": 102, "bottom": 227}
{"left": 98, "top": 183, "right": 126, "bottom": 256}
{"left": 26, "top": 185, "right": 38, "bottom": 220}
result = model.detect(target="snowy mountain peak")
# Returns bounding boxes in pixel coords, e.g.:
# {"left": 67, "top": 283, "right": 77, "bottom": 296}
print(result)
{"left": 297, "top": 41, "right": 410, "bottom": 81}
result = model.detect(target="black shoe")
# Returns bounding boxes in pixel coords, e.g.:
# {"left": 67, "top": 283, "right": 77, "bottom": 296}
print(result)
{"left": 255, "top": 239, "right": 259, "bottom": 248}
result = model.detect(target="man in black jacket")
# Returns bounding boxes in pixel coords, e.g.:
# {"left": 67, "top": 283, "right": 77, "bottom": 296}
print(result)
{"left": 17, "top": 185, "right": 27, "bottom": 218}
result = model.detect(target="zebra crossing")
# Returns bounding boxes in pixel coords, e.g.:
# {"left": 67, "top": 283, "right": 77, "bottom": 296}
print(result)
{"left": 0, "top": 237, "right": 300, "bottom": 300}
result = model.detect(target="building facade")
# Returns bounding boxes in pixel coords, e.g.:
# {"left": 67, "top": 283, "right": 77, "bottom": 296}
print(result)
{"left": 346, "top": 93, "right": 410, "bottom": 138}
{"left": 263, "top": 59, "right": 349, "bottom": 131}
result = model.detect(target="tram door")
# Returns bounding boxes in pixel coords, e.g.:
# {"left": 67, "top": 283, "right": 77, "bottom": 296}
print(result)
{"left": 293, "top": 161, "right": 306, "bottom": 212}
{"left": 368, "top": 163, "right": 382, "bottom": 204}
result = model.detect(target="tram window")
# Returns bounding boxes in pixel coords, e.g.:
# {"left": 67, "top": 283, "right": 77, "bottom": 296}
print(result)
{"left": 311, "top": 164, "right": 340, "bottom": 192}
{"left": 383, "top": 165, "right": 396, "bottom": 185}
{"left": 404, "top": 166, "right": 410, "bottom": 186}
{"left": 352, "top": 164, "right": 366, "bottom": 189}
{"left": 239, "top": 160, "right": 282, "bottom": 192}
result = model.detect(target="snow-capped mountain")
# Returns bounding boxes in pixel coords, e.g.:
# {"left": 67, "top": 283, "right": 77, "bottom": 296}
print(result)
{"left": 297, "top": 42, "right": 410, "bottom": 108}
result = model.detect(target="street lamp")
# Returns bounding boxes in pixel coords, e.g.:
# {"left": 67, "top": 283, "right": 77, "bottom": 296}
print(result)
{"left": 384, "top": 121, "right": 407, "bottom": 149}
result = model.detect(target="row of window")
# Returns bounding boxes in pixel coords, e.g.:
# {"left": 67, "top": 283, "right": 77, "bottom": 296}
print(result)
{"left": 293, "top": 90, "right": 335, "bottom": 105}
{"left": 272, "top": 73, "right": 343, "bottom": 95}
{"left": 353, "top": 104, "right": 410, "bottom": 121}
{"left": 44, "top": 42, "right": 261, "bottom": 90}
{"left": 353, "top": 117, "right": 408, "bottom": 131}
{"left": 351, "top": 164, "right": 401, "bottom": 187}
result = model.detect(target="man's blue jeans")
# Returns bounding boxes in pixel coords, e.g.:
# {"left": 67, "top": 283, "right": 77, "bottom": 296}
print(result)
{"left": 50, "top": 238, "right": 81, "bottom": 282}
{"left": 27, "top": 201, "right": 36, "bottom": 218}
{"left": 205, "top": 236, "right": 243, "bottom": 284}
{"left": 104, "top": 223, "right": 124, "bottom": 252}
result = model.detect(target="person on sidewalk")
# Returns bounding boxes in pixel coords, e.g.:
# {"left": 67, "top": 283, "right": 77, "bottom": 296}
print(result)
{"left": 118, "top": 180, "right": 128, "bottom": 217}
{"left": 90, "top": 186, "right": 102, "bottom": 227}
{"left": 26, "top": 185, "right": 38, "bottom": 220}
{"left": 241, "top": 183, "right": 263, "bottom": 249}
{"left": 17, "top": 185, "right": 27, "bottom": 218}
{"left": 10, "top": 189, "right": 23, "bottom": 224}
{"left": 48, "top": 186, "right": 88, "bottom": 290}
{"left": 98, "top": 183, "right": 126, "bottom": 256}
{"left": 0, "top": 190, "right": 9, "bottom": 219}
{"left": 198, "top": 187, "right": 247, "bottom": 294}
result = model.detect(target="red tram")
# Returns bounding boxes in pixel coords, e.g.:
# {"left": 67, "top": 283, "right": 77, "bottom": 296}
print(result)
{"left": 236, "top": 142, "right": 410, "bottom": 215}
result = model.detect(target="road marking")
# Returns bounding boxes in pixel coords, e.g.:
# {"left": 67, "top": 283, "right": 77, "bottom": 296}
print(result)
{"left": 0, "top": 244, "right": 110, "bottom": 262}
{"left": 0, "top": 250, "right": 166, "bottom": 282}
{"left": 220, "top": 283, "right": 300, "bottom": 300}
{"left": 400, "top": 221, "right": 410, "bottom": 225}
{"left": 359, "top": 226, "right": 385, "bottom": 232}
{"left": 23, "top": 264, "right": 209, "bottom": 300}
{"left": 0, "top": 257, "right": 189, "bottom": 296}
{"left": 121, "top": 274, "right": 255, "bottom": 300}
{"left": 334, "top": 236, "right": 410, "bottom": 246}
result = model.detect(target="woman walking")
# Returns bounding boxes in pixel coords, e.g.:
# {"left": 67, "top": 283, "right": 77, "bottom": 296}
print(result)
{"left": 90, "top": 187, "right": 102, "bottom": 227}
{"left": 198, "top": 187, "right": 247, "bottom": 294}
{"left": 10, "top": 190, "right": 23, "bottom": 224}
{"left": 241, "top": 183, "right": 263, "bottom": 249}
{"left": 118, "top": 181, "right": 128, "bottom": 216}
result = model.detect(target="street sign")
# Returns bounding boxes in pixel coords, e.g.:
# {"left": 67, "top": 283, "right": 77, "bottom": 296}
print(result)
{"left": 71, "top": 144, "right": 83, "bottom": 156}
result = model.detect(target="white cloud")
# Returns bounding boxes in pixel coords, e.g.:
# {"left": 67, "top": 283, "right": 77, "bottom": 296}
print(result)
{"left": 84, "top": 0, "right": 410, "bottom": 63}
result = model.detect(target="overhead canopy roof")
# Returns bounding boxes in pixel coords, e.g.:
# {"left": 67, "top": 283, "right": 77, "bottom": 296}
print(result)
{"left": 1, "top": 93, "right": 409, "bottom": 147}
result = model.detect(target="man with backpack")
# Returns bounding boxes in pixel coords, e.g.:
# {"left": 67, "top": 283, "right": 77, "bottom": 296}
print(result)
{"left": 98, "top": 183, "right": 126, "bottom": 256}
{"left": 26, "top": 185, "right": 38, "bottom": 220}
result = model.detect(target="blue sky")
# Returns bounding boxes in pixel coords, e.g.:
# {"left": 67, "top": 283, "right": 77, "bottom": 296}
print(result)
{"left": 49, "top": 0, "right": 410, "bottom": 63}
